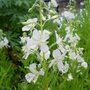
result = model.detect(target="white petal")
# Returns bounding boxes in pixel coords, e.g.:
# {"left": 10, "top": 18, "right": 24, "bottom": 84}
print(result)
{"left": 32, "top": 29, "right": 40, "bottom": 40}
{"left": 3, "top": 37, "right": 8, "bottom": 44}
{"left": 20, "top": 37, "right": 26, "bottom": 43}
{"left": 81, "top": 62, "right": 88, "bottom": 69}
{"left": 0, "top": 41, "right": 4, "bottom": 48}
{"left": 64, "top": 62, "right": 69, "bottom": 73}
{"left": 25, "top": 73, "right": 35, "bottom": 83}
{"left": 27, "top": 39, "right": 38, "bottom": 49}
{"left": 53, "top": 49, "right": 61, "bottom": 59}
{"left": 55, "top": 31, "right": 62, "bottom": 45}
{"left": 62, "top": 11, "right": 75, "bottom": 20}
{"left": 22, "top": 25, "right": 31, "bottom": 31}
{"left": 67, "top": 73, "right": 73, "bottom": 81}
{"left": 59, "top": 45, "right": 66, "bottom": 54}
{"left": 40, "top": 44, "right": 49, "bottom": 52}
{"left": 23, "top": 51, "right": 32, "bottom": 59}
{"left": 27, "top": 18, "right": 37, "bottom": 23}
{"left": 33, "top": 76, "right": 38, "bottom": 83}
{"left": 45, "top": 51, "right": 50, "bottom": 60}
{"left": 39, "top": 68, "right": 44, "bottom": 76}
{"left": 3, "top": 37, "right": 9, "bottom": 47}
{"left": 41, "top": 30, "right": 50, "bottom": 42}
{"left": 57, "top": 60, "right": 64, "bottom": 72}
{"left": 40, "top": 50, "right": 50, "bottom": 60}
{"left": 43, "top": 30, "right": 51, "bottom": 35}
{"left": 69, "top": 51, "right": 77, "bottom": 60}
{"left": 77, "top": 55, "right": 84, "bottom": 62}
{"left": 29, "top": 63, "right": 37, "bottom": 73}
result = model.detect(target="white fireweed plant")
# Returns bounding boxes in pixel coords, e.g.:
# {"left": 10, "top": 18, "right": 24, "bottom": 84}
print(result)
{"left": 20, "top": 0, "right": 88, "bottom": 89}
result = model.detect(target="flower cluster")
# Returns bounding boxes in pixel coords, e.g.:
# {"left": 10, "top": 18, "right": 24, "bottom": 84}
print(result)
{"left": 22, "top": 18, "right": 38, "bottom": 31}
{"left": 21, "top": 29, "right": 50, "bottom": 60}
{"left": 25, "top": 63, "right": 44, "bottom": 83}
{"left": 20, "top": 0, "right": 88, "bottom": 84}
{"left": 62, "top": 11, "right": 75, "bottom": 20}
{"left": 64, "top": 25, "right": 88, "bottom": 69}
{"left": 0, "top": 29, "right": 9, "bottom": 48}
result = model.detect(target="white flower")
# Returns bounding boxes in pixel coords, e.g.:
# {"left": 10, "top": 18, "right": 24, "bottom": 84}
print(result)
{"left": 53, "top": 18, "right": 62, "bottom": 27}
{"left": 20, "top": 36, "right": 30, "bottom": 44}
{"left": 40, "top": 44, "right": 50, "bottom": 60}
{"left": 22, "top": 29, "right": 51, "bottom": 59}
{"left": 81, "top": 62, "right": 88, "bottom": 69}
{"left": 3, "top": 37, "right": 8, "bottom": 46}
{"left": 52, "top": 49, "right": 62, "bottom": 59}
{"left": 39, "top": 68, "right": 45, "bottom": 76}
{"left": 40, "top": 44, "right": 49, "bottom": 52}
{"left": 28, "top": 63, "right": 37, "bottom": 73}
{"left": 32, "top": 29, "right": 51, "bottom": 60}
{"left": 44, "top": 51, "right": 50, "bottom": 60}
{"left": 64, "top": 26, "right": 80, "bottom": 46}
{"left": 25, "top": 63, "right": 44, "bottom": 83}
{"left": 64, "top": 32, "right": 80, "bottom": 47}
{"left": 69, "top": 51, "right": 77, "bottom": 60}
{"left": 0, "top": 37, "right": 9, "bottom": 48}
{"left": 54, "top": 16, "right": 63, "bottom": 28}
{"left": 22, "top": 38, "right": 37, "bottom": 59}
{"left": 55, "top": 31, "right": 62, "bottom": 45}
{"left": 55, "top": 31, "right": 66, "bottom": 53}
{"left": 25, "top": 73, "right": 38, "bottom": 83}
{"left": 62, "top": 11, "right": 75, "bottom": 20}
{"left": 76, "top": 54, "right": 84, "bottom": 62}
{"left": 49, "top": 49, "right": 68, "bottom": 73}
{"left": 0, "top": 40, "right": 5, "bottom": 48}
{"left": 32, "top": 29, "right": 50, "bottom": 46}
{"left": 22, "top": 18, "right": 37, "bottom": 31}
{"left": 67, "top": 73, "right": 73, "bottom": 81}
{"left": 68, "top": 49, "right": 85, "bottom": 63}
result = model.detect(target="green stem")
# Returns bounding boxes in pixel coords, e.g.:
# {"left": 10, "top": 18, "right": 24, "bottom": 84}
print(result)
{"left": 28, "top": 0, "right": 38, "bottom": 12}
{"left": 49, "top": 42, "right": 57, "bottom": 49}
{"left": 39, "top": 0, "right": 43, "bottom": 30}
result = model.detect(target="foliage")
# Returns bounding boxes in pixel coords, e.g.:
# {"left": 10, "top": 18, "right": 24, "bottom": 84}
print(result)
{"left": 0, "top": 0, "right": 35, "bottom": 48}
{"left": 0, "top": 49, "right": 14, "bottom": 89}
